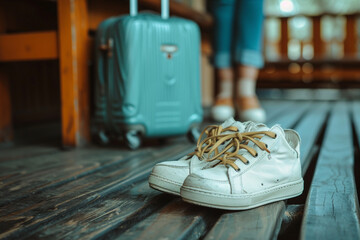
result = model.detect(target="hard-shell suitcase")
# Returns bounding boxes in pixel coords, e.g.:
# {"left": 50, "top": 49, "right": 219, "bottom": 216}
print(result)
{"left": 95, "top": 0, "right": 203, "bottom": 149}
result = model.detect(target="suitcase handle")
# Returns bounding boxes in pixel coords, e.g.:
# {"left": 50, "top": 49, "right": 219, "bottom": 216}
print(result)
{"left": 130, "top": 0, "right": 169, "bottom": 19}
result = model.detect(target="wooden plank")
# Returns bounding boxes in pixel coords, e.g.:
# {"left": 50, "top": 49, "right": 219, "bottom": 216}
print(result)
{"left": 204, "top": 102, "right": 329, "bottom": 240}
{"left": 0, "top": 31, "right": 58, "bottom": 62}
{"left": 300, "top": 102, "right": 360, "bottom": 239}
{"left": 0, "top": 147, "right": 153, "bottom": 207}
{"left": 117, "top": 197, "right": 220, "bottom": 240}
{"left": 24, "top": 180, "right": 217, "bottom": 240}
{"left": 0, "top": 138, "right": 184, "bottom": 195}
{"left": 0, "top": 145, "right": 59, "bottom": 162}
{"left": 0, "top": 66, "right": 13, "bottom": 144}
{"left": 23, "top": 181, "right": 175, "bottom": 240}
{"left": 352, "top": 101, "right": 360, "bottom": 145}
{"left": 262, "top": 100, "right": 298, "bottom": 123}
{"left": 266, "top": 101, "right": 311, "bottom": 128}
{"left": 57, "top": 0, "right": 90, "bottom": 147}
{"left": 205, "top": 202, "right": 286, "bottom": 240}
{"left": 294, "top": 102, "right": 329, "bottom": 172}
{"left": 0, "top": 141, "right": 193, "bottom": 239}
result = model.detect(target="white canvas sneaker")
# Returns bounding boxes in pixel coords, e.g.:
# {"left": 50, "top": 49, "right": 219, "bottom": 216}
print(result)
{"left": 180, "top": 125, "right": 303, "bottom": 210}
{"left": 148, "top": 118, "right": 263, "bottom": 196}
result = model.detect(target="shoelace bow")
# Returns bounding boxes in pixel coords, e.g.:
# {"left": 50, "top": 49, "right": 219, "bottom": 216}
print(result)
{"left": 204, "top": 131, "right": 277, "bottom": 171}
{"left": 187, "top": 125, "right": 239, "bottom": 160}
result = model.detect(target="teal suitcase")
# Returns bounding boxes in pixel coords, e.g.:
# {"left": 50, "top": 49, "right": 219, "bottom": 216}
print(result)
{"left": 95, "top": 0, "right": 203, "bottom": 149}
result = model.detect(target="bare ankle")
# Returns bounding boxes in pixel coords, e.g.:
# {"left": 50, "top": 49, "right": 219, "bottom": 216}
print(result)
{"left": 236, "top": 65, "right": 259, "bottom": 80}
{"left": 215, "top": 68, "right": 234, "bottom": 100}
{"left": 236, "top": 65, "right": 259, "bottom": 98}
{"left": 216, "top": 68, "right": 234, "bottom": 80}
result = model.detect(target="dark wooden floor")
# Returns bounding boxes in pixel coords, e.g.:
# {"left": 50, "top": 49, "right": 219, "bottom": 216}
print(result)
{"left": 1, "top": 98, "right": 360, "bottom": 239}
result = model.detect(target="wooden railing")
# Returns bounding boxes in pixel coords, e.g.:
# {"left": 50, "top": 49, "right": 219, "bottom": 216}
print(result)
{"left": 259, "top": 14, "right": 360, "bottom": 87}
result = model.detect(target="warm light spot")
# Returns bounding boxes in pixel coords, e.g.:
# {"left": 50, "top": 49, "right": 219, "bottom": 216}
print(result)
{"left": 280, "top": 0, "right": 294, "bottom": 13}
{"left": 288, "top": 63, "right": 301, "bottom": 74}
{"left": 302, "top": 63, "right": 314, "bottom": 74}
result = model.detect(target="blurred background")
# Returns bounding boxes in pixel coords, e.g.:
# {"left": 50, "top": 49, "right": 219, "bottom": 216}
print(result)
{"left": 0, "top": 0, "right": 359, "bottom": 147}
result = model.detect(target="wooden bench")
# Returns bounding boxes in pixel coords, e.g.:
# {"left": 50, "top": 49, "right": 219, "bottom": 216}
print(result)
{"left": 1, "top": 98, "right": 359, "bottom": 239}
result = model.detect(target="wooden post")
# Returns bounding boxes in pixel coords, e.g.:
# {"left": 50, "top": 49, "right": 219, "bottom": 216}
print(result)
{"left": 280, "top": 17, "right": 288, "bottom": 59}
{"left": 57, "top": 0, "right": 90, "bottom": 147}
{"left": 0, "top": 5, "right": 13, "bottom": 144}
{"left": 344, "top": 14, "right": 358, "bottom": 58}
{"left": 312, "top": 16, "right": 323, "bottom": 59}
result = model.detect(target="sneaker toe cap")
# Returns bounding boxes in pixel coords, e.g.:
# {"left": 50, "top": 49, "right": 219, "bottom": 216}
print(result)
{"left": 151, "top": 161, "right": 189, "bottom": 184}
{"left": 182, "top": 172, "right": 231, "bottom": 194}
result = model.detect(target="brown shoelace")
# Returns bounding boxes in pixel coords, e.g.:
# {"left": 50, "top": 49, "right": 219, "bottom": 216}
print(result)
{"left": 187, "top": 125, "right": 239, "bottom": 160}
{"left": 202, "top": 131, "right": 277, "bottom": 171}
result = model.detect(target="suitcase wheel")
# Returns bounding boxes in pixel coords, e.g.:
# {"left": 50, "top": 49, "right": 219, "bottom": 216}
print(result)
{"left": 124, "top": 130, "right": 142, "bottom": 150}
{"left": 187, "top": 127, "right": 200, "bottom": 143}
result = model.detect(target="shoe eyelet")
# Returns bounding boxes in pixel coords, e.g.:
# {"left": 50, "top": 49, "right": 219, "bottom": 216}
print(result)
{"left": 265, "top": 144, "right": 268, "bottom": 148}
{"left": 274, "top": 134, "right": 277, "bottom": 139}
{"left": 246, "top": 161, "right": 250, "bottom": 165}
{"left": 254, "top": 153, "right": 258, "bottom": 157}
{"left": 236, "top": 168, "right": 241, "bottom": 172}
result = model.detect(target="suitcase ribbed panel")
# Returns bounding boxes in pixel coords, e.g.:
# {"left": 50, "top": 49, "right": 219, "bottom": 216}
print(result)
{"left": 109, "top": 13, "right": 202, "bottom": 137}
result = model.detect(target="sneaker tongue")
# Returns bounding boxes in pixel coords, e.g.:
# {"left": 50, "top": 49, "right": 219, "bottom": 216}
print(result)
{"left": 220, "top": 117, "right": 246, "bottom": 133}
{"left": 245, "top": 122, "right": 269, "bottom": 132}
{"left": 220, "top": 117, "right": 236, "bottom": 128}
{"left": 202, "top": 118, "right": 245, "bottom": 160}
{"left": 237, "top": 122, "right": 271, "bottom": 156}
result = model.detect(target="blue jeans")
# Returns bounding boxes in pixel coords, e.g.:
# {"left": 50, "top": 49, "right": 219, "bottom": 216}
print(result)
{"left": 209, "top": 0, "right": 264, "bottom": 68}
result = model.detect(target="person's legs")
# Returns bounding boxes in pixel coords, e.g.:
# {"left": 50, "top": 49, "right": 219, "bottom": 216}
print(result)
{"left": 234, "top": 0, "right": 266, "bottom": 123}
{"left": 209, "top": 0, "right": 236, "bottom": 122}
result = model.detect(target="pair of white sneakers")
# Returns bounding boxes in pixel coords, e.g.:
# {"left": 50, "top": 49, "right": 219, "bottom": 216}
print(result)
{"left": 148, "top": 118, "right": 303, "bottom": 210}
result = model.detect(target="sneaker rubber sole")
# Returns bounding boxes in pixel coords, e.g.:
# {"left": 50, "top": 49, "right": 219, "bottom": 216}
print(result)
{"left": 180, "top": 178, "right": 304, "bottom": 210}
{"left": 148, "top": 173, "right": 182, "bottom": 196}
